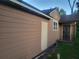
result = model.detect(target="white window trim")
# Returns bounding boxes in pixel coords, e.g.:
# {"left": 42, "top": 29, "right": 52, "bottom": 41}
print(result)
{"left": 52, "top": 19, "right": 58, "bottom": 31}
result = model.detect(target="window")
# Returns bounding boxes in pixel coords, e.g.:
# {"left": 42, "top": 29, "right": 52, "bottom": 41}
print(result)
{"left": 53, "top": 22, "right": 57, "bottom": 29}
{"left": 53, "top": 20, "right": 58, "bottom": 31}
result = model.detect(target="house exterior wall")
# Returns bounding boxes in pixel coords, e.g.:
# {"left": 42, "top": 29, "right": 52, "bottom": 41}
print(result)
{"left": 0, "top": 5, "right": 42, "bottom": 59}
{"left": 48, "top": 19, "right": 60, "bottom": 46}
{"left": 59, "top": 24, "right": 63, "bottom": 40}
{"left": 59, "top": 22, "right": 76, "bottom": 41}
{"left": 0, "top": 5, "right": 59, "bottom": 59}
{"left": 48, "top": 9, "right": 60, "bottom": 46}
{"left": 70, "top": 24, "right": 73, "bottom": 40}
{"left": 70, "top": 22, "right": 76, "bottom": 40}
{"left": 49, "top": 10, "right": 60, "bottom": 21}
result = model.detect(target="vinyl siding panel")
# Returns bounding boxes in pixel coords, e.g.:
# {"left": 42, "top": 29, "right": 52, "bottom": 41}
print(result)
{"left": 48, "top": 20, "right": 59, "bottom": 46}
{"left": 0, "top": 5, "right": 42, "bottom": 59}
{"left": 0, "top": 5, "right": 60, "bottom": 59}
{"left": 59, "top": 25, "right": 63, "bottom": 40}
{"left": 48, "top": 10, "right": 60, "bottom": 45}
{"left": 50, "top": 10, "right": 60, "bottom": 21}
{"left": 70, "top": 23, "right": 76, "bottom": 40}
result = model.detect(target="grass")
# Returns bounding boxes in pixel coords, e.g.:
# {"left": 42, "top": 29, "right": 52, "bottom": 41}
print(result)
{"left": 47, "top": 53, "right": 57, "bottom": 59}
{"left": 47, "top": 42, "right": 74, "bottom": 59}
{"left": 48, "top": 41, "right": 79, "bottom": 59}
{"left": 56, "top": 42, "right": 73, "bottom": 59}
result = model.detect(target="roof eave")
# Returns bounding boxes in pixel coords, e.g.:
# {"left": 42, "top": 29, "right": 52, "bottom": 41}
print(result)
{"left": 9, "top": 0, "right": 54, "bottom": 20}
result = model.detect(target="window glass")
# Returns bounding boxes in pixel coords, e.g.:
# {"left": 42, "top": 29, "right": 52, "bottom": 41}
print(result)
{"left": 53, "top": 20, "right": 58, "bottom": 31}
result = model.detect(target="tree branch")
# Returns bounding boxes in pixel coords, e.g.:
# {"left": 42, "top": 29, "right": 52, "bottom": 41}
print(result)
{"left": 72, "top": 0, "right": 76, "bottom": 9}
{"left": 68, "top": 0, "right": 77, "bottom": 14}
{"left": 68, "top": 0, "right": 72, "bottom": 9}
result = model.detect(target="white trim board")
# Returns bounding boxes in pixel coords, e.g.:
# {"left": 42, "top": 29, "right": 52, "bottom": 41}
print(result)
{"left": 41, "top": 21, "right": 48, "bottom": 51}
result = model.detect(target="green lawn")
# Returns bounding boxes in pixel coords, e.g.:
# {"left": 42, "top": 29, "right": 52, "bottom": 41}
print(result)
{"left": 47, "top": 42, "right": 73, "bottom": 59}
{"left": 48, "top": 40, "right": 79, "bottom": 59}
{"left": 48, "top": 22, "right": 79, "bottom": 59}
{"left": 56, "top": 42, "right": 74, "bottom": 59}
{"left": 56, "top": 38, "right": 79, "bottom": 59}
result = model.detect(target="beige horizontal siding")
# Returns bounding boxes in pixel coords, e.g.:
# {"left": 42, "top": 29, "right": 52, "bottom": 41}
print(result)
{"left": 70, "top": 23, "right": 76, "bottom": 40}
{"left": 48, "top": 20, "right": 59, "bottom": 46}
{"left": 0, "top": 5, "right": 44, "bottom": 59}
{"left": 59, "top": 25, "right": 63, "bottom": 40}
{"left": 50, "top": 10, "right": 60, "bottom": 21}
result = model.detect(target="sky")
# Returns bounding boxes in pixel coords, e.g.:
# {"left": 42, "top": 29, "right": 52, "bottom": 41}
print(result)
{"left": 23, "top": 0, "right": 77, "bottom": 15}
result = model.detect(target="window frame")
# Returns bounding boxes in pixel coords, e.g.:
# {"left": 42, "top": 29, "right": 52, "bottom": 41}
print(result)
{"left": 52, "top": 19, "right": 58, "bottom": 31}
